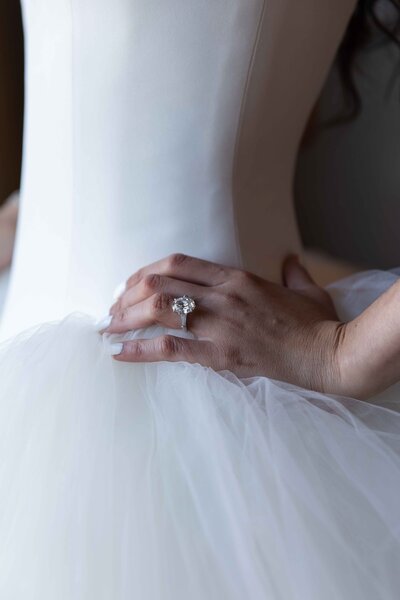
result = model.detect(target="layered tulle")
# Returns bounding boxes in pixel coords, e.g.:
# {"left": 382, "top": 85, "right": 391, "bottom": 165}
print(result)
{"left": 0, "top": 270, "right": 399, "bottom": 599}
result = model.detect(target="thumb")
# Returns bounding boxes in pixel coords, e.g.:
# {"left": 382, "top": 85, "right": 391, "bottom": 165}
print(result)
{"left": 282, "top": 254, "right": 316, "bottom": 292}
{"left": 282, "top": 254, "right": 336, "bottom": 314}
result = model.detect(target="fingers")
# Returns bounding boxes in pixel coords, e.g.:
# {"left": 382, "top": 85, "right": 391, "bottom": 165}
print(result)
{"left": 282, "top": 255, "right": 316, "bottom": 290}
{"left": 125, "top": 253, "right": 233, "bottom": 290}
{"left": 112, "top": 274, "right": 205, "bottom": 314}
{"left": 106, "top": 292, "right": 213, "bottom": 334}
{"left": 112, "top": 335, "right": 219, "bottom": 367}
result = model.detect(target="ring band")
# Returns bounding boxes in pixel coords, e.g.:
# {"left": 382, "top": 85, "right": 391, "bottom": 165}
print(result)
{"left": 172, "top": 295, "right": 196, "bottom": 331}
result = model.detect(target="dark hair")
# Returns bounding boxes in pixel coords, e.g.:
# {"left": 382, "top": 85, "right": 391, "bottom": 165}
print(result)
{"left": 335, "top": 0, "right": 400, "bottom": 122}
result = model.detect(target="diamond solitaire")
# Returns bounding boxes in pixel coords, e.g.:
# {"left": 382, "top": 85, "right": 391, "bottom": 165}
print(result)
{"left": 171, "top": 295, "right": 196, "bottom": 330}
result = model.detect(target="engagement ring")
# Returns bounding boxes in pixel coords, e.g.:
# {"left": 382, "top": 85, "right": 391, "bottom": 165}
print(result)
{"left": 172, "top": 295, "right": 196, "bottom": 331}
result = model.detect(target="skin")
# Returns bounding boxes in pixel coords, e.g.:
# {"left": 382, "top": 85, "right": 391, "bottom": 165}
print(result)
{"left": 1, "top": 208, "right": 399, "bottom": 399}
{"left": 0, "top": 0, "right": 365, "bottom": 395}
{"left": 102, "top": 252, "right": 400, "bottom": 400}
{"left": 104, "top": 253, "right": 347, "bottom": 394}
{"left": 0, "top": 0, "right": 393, "bottom": 399}
{"left": 0, "top": 198, "right": 18, "bottom": 271}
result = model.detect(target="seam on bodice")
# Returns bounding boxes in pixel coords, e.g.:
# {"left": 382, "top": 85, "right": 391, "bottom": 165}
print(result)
{"left": 230, "top": 0, "right": 266, "bottom": 272}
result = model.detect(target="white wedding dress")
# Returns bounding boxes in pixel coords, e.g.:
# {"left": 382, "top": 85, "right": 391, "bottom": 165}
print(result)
{"left": 0, "top": 1, "right": 399, "bottom": 598}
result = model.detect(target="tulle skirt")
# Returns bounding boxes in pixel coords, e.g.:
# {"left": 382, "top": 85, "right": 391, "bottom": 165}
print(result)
{"left": 0, "top": 269, "right": 399, "bottom": 599}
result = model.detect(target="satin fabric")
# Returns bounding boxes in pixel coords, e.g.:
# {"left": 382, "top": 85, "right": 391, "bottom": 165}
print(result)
{"left": 1, "top": 0, "right": 355, "bottom": 338}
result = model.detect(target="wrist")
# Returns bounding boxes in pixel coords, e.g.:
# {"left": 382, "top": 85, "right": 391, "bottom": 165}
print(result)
{"left": 333, "top": 318, "right": 378, "bottom": 400}
{"left": 315, "top": 320, "right": 349, "bottom": 397}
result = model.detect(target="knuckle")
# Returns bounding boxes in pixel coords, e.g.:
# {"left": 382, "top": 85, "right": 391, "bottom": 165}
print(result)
{"left": 210, "top": 265, "right": 230, "bottom": 286}
{"left": 224, "top": 290, "right": 240, "bottom": 305}
{"left": 117, "top": 308, "right": 129, "bottom": 322}
{"left": 168, "top": 253, "right": 188, "bottom": 270}
{"left": 218, "top": 289, "right": 242, "bottom": 310}
{"left": 159, "top": 335, "right": 179, "bottom": 356}
{"left": 236, "top": 269, "right": 255, "bottom": 284}
{"left": 127, "top": 269, "right": 142, "bottom": 287}
{"left": 125, "top": 341, "right": 143, "bottom": 359}
{"left": 215, "top": 265, "right": 230, "bottom": 281}
{"left": 151, "top": 292, "right": 170, "bottom": 315}
{"left": 143, "top": 273, "right": 161, "bottom": 292}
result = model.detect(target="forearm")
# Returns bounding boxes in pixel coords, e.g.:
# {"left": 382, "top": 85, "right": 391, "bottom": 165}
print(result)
{"left": 339, "top": 278, "right": 400, "bottom": 398}
{"left": 1, "top": 193, "right": 18, "bottom": 222}
{"left": 0, "top": 192, "right": 18, "bottom": 271}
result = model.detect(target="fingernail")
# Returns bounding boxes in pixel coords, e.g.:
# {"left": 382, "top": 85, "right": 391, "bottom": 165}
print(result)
{"left": 95, "top": 314, "right": 112, "bottom": 332}
{"left": 113, "top": 281, "right": 126, "bottom": 301}
{"left": 110, "top": 342, "right": 123, "bottom": 356}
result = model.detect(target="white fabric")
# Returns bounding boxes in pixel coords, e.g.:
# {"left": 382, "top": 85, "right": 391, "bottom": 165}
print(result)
{"left": 0, "top": 1, "right": 399, "bottom": 598}
{"left": 1, "top": 0, "right": 357, "bottom": 338}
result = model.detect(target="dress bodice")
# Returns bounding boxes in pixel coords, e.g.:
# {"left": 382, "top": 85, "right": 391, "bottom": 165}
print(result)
{"left": 1, "top": 0, "right": 355, "bottom": 338}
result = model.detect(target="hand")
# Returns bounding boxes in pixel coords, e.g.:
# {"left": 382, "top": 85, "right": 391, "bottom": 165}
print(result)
{"left": 0, "top": 195, "right": 18, "bottom": 272}
{"left": 100, "top": 253, "right": 349, "bottom": 395}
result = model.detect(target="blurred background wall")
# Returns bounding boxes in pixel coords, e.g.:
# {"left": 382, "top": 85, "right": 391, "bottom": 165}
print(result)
{"left": 296, "top": 38, "right": 400, "bottom": 270}
{"left": 0, "top": 1, "right": 398, "bottom": 270}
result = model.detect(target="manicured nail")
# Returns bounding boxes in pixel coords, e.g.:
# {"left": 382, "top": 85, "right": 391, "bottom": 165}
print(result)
{"left": 113, "top": 281, "right": 126, "bottom": 301}
{"left": 110, "top": 343, "right": 123, "bottom": 356}
{"left": 95, "top": 314, "right": 112, "bottom": 332}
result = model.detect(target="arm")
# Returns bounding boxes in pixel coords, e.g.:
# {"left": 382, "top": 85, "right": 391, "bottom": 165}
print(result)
{"left": 95, "top": 253, "right": 400, "bottom": 400}
{"left": 0, "top": 192, "right": 18, "bottom": 271}
{"left": 338, "top": 279, "right": 400, "bottom": 398}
